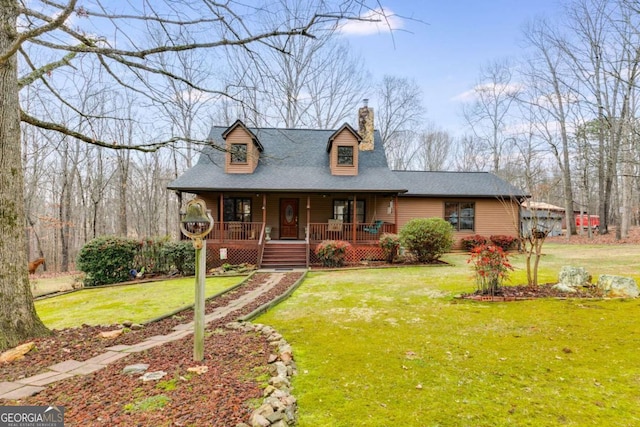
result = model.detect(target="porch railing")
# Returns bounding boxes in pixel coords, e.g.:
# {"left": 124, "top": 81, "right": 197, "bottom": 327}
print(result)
{"left": 307, "top": 222, "right": 395, "bottom": 243}
{"left": 201, "top": 222, "right": 262, "bottom": 242}
{"left": 197, "top": 221, "right": 395, "bottom": 243}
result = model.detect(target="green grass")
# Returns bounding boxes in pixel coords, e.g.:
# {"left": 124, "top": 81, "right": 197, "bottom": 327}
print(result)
{"left": 123, "top": 394, "right": 170, "bottom": 413}
{"left": 35, "top": 276, "right": 245, "bottom": 329}
{"left": 258, "top": 244, "right": 640, "bottom": 426}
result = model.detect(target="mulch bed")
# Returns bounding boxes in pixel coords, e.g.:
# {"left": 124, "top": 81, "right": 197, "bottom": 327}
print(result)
{"left": 1, "top": 271, "right": 303, "bottom": 427}
{"left": 459, "top": 283, "right": 604, "bottom": 301}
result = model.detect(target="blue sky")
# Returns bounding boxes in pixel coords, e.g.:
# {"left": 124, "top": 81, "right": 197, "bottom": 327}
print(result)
{"left": 341, "top": 0, "right": 564, "bottom": 133}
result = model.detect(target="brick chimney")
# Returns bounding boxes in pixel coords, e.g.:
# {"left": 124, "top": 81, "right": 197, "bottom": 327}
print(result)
{"left": 358, "top": 99, "right": 374, "bottom": 151}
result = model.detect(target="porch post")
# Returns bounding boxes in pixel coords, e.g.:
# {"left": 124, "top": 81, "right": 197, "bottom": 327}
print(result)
{"left": 219, "top": 193, "right": 224, "bottom": 243}
{"left": 393, "top": 194, "right": 400, "bottom": 234}
{"left": 306, "top": 196, "right": 311, "bottom": 267}
{"left": 262, "top": 194, "right": 267, "bottom": 226}
{"left": 352, "top": 194, "right": 357, "bottom": 243}
{"left": 306, "top": 196, "right": 311, "bottom": 238}
{"left": 394, "top": 194, "right": 399, "bottom": 234}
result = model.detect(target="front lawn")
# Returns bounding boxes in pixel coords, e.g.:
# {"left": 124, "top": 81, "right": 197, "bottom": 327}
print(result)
{"left": 36, "top": 276, "right": 245, "bottom": 329}
{"left": 258, "top": 244, "right": 640, "bottom": 426}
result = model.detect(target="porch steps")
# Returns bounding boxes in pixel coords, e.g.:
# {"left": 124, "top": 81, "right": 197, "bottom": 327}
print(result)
{"left": 261, "top": 242, "right": 307, "bottom": 268}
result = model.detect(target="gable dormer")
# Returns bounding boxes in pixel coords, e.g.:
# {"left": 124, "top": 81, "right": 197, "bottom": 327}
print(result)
{"left": 326, "top": 123, "right": 361, "bottom": 176}
{"left": 222, "top": 120, "right": 263, "bottom": 174}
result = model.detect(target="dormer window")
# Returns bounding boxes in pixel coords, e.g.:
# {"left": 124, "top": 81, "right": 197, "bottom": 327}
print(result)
{"left": 337, "top": 146, "right": 354, "bottom": 166}
{"left": 327, "top": 123, "right": 360, "bottom": 176}
{"left": 231, "top": 143, "right": 247, "bottom": 163}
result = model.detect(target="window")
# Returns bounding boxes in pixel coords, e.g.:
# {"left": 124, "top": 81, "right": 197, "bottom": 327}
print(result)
{"left": 230, "top": 143, "right": 247, "bottom": 163}
{"left": 445, "top": 202, "right": 475, "bottom": 231}
{"left": 337, "top": 146, "right": 354, "bottom": 165}
{"left": 333, "top": 199, "right": 365, "bottom": 223}
{"left": 223, "top": 197, "right": 251, "bottom": 222}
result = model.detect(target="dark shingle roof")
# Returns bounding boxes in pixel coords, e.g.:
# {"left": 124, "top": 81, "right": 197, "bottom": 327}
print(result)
{"left": 168, "top": 124, "right": 528, "bottom": 199}
{"left": 167, "top": 125, "right": 407, "bottom": 193}
{"left": 394, "top": 171, "right": 527, "bottom": 198}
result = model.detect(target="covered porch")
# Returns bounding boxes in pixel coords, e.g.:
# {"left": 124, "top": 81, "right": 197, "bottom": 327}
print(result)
{"left": 195, "top": 191, "right": 399, "bottom": 244}
{"left": 181, "top": 191, "right": 400, "bottom": 268}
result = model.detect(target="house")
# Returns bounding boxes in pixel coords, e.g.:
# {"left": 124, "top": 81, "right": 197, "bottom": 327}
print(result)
{"left": 168, "top": 104, "right": 527, "bottom": 268}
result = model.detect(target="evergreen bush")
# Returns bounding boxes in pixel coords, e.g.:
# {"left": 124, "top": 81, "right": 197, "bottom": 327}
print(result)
{"left": 77, "top": 236, "right": 141, "bottom": 286}
{"left": 399, "top": 218, "right": 454, "bottom": 263}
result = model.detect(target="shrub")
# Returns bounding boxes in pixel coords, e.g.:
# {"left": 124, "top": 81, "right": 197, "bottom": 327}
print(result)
{"left": 460, "top": 234, "right": 489, "bottom": 251}
{"left": 379, "top": 233, "right": 401, "bottom": 263}
{"left": 399, "top": 218, "right": 454, "bottom": 263}
{"left": 467, "top": 244, "right": 513, "bottom": 295}
{"left": 162, "top": 240, "right": 196, "bottom": 276}
{"left": 135, "top": 236, "right": 173, "bottom": 274}
{"left": 489, "top": 235, "right": 516, "bottom": 251}
{"left": 77, "top": 236, "right": 141, "bottom": 286}
{"left": 315, "top": 240, "right": 351, "bottom": 267}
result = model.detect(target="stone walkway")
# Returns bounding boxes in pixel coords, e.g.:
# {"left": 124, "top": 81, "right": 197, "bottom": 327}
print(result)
{"left": 0, "top": 271, "right": 292, "bottom": 401}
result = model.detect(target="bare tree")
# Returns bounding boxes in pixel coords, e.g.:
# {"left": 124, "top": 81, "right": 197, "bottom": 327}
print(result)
{"left": 305, "top": 41, "right": 371, "bottom": 129}
{"left": 520, "top": 18, "right": 579, "bottom": 236}
{"left": 556, "top": 0, "right": 640, "bottom": 235}
{"left": 375, "top": 75, "right": 425, "bottom": 169}
{"left": 415, "top": 123, "right": 453, "bottom": 171}
{"left": 0, "top": 0, "right": 385, "bottom": 351}
{"left": 462, "top": 59, "right": 519, "bottom": 174}
{"left": 453, "top": 134, "right": 488, "bottom": 172}
{"left": 221, "top": 0, "right": 371, "bottom": 129}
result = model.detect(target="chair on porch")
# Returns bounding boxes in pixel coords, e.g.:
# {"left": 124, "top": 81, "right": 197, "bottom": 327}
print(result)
{"left": 363, "top": 220, "right": 384, "bottom": 234}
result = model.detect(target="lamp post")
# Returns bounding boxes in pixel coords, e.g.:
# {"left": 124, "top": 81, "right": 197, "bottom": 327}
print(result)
{"left": 180, "top": 198, "right": 214, "bottom": 361}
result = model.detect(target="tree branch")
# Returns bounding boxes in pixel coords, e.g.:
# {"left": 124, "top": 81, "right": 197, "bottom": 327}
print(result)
{"left": 1, "top": 0, "right": 77, "bottom": 64}
{"left": 18, "top": 49, "right": 77, "bottom": 88}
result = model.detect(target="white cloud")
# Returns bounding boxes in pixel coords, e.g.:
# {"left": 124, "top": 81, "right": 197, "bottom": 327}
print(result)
{"left": 451, "top": 88, "right": 476, "bottom": 102}
{"left": 338, "top": 7, "right": 403, "bottom": 36}
{"left": 451, "top": 83, "right": 523, "bottom": 102}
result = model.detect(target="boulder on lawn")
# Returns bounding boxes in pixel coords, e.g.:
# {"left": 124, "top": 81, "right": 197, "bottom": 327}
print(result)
{"left": 596, "top": 275, "right": 639, "bottom": 298}
{"left": 558, "top": 266, "right": 592, "bottom": 287}
{"left": 553, "top": 266, "right": 592, "bottom": 292}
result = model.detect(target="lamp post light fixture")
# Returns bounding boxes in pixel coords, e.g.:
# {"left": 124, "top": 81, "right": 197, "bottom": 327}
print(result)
{"left": 179, "top": 198, "right": 214, "bottom": 362}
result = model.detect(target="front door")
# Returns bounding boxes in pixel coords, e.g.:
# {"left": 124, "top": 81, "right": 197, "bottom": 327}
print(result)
{"left": 280, "top": 198, "right": 298, "bottom": 239}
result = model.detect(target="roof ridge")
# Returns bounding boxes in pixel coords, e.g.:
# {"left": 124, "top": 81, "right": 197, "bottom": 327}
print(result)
{"left": 392, "top": 170, "right": 490, "bottom": 174}
{"left": 211, "top": 125, "right": 342, "bottom": 132}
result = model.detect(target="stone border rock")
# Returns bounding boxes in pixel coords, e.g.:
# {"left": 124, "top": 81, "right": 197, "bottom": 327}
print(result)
{"left": 227, "top": 321, "right": 297, "bottom": 427}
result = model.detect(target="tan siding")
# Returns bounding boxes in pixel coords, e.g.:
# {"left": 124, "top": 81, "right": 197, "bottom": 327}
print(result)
{"left": 473, "top": 199, "right": 520, "bottom": 237}
{"left": 396, "top": 198, "right": 442, "bottom": 226}
{"left": 198, "top": 193, "right": 218, "bottom": 214}
{"left": 371, "top": 196, "right": 395, "bottom": 223}
{"left": 225, "top": 128, "right": 259, "bottom": 174}
{"left": 329, "top": 131, "right": 358, "bottom": 176}
{"left": 395, "top": 197, "right": 520, "bottom": 249}
{"left": 308, "top": 196, "right": 334, "bottom": 223}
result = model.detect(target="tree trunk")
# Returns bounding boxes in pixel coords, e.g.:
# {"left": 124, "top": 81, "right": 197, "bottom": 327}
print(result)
{"left": 59, "top": 152, "right": 70, "bottom": 272}
{"left": 0, "top": 0, "right": 50, "bottom": 350}
{"left": 117, "top": 151, "right": 129, "bottom": 236}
